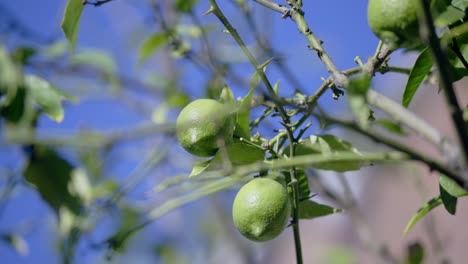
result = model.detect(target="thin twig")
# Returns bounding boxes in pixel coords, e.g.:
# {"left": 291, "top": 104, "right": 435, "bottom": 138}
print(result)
{"left": 254, "top": 0, "right": 348, "bottom": 87}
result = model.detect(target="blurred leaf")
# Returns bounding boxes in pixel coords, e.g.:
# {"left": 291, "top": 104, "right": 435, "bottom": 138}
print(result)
{"left": 149, "top": 177, "right": 244, "bottom": 219}
{"left": 1, "top": 234, "right": 29, "bottom": 256}
{"left": 434, "top": 5, "right": 465, "bottom": 26}
{"left": 174, "top": 0, "right": 198, "bottom": 13}
{"left": 12, "top": 47, "right": 36, "bottom": 65}
{"left": 155, "top": 244, "right": 187, "bottom": 264}
{"left": 0, "top": 87, "right": 26, "bottom": 123}
{"left": 451, "top": 0, "right": 468, "bottom": 10}
{"left": 61, "top": 0, "right": 84, "bottom": 54}
{"left": 322, "top": 246, "right": 356, "bottom": 264}
{"left": 219, "top": 85, "right": 234, "bottom": 104}
{"left": 375, "top": 119, "right": 408, "bottom": 135}
{"left": 403, "top": 197, "right": 442, "bottom": 236}
{"left": 294, "top": 135, "right": 369, "bottom": 172}
{"left": 72, "top": 49, "right": 116, "bottom": 75}
{"left": 23, "top": 147, "right": 83, "bottom": 215}
{"left": 152, "top": 104, "right": 169, "bottom": 124}
{"left": 205, "top": 74, "right": 225, "bottom": 99}
{"left": 69, "top": 169, "right": 92, "bottom": 205}
{"left": 42, "top": 41, "right": 69, "bottom": 58}
{"left": 346, "top": 75, "right": 372, "bottom": 128}
{"left": 139, "top": 33, "right": 168, "bottom": 63}
{"left": 106, "top": 206, "right": 141, "bottom": 253}
{"left": 0, "top": 46, "right": 22, "bottom": 107}
{"left": 403, "top": 47, "right": 433, "bottom": 108}
{"left": 299, "top": 200, "right": 342, "bottom": 219}
{"left": 175, "top": 24, "right": 205, "bottom": 38}
{"left": 167, "top": 93, "right": 190, "bottom": 107}
{"left": 448, "top": 35, "right": 468, "bottom": 81}
{"left": 405, "top": 242, "right": 424, "bottom": 264}
{"left": 24, "top": 74, "right": 75, "bottom": 122}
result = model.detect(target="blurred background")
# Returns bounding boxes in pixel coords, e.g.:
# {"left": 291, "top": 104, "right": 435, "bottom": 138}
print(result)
{"left": 1, "top": 0, "right": 467, "bottom": 263}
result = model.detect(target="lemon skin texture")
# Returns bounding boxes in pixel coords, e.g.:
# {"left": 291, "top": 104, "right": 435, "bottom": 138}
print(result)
{"left": 368, "top": 0, "right": 421, "bottom": 49}
{"left": 232, "top": 178, "right": 291, "bottom": 242}
{"left": 176, "top": 99, "right": 235, "bottom": 157}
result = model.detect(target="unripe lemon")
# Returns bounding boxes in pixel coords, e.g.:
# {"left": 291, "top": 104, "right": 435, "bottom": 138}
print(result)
{"left": 176, "top": 99, "right": 236, "bottom": 157}
{"left": 368, "top": 0, "right": 421, "bottom": 49}
{"left": 232, "top": 178, "right": 291, "bottom": 242}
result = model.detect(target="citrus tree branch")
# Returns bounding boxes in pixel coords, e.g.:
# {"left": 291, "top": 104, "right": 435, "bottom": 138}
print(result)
{"left": 319, "top": 113, "right": 468, "bottom": 187}
{"left": 418, "top": 0, "right": 468, "bottom": 164}
{"left": 253, "top": 0, "right": 348, "bottom": 87}
{"left": 207, "top": 1, "right": 303, "bottom": 262}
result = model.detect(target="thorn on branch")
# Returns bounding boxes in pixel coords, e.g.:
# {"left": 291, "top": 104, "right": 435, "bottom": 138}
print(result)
{"left": 281, "top": 9, "right": 292, "bottom": 19}
{"left": 83, "top": 0, "right": 116, "bottom": 7}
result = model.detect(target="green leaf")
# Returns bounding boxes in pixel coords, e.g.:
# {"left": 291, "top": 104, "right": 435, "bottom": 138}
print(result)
{"left": 404, "top": 175, "right": 468, "bottom": 236}
{"left": 448, "top": 35, "right": 468, "bottom": 81}
{"left": 1, "top": 234, "right": 29, "bottom": 256}
{"left": 12, "top": 47, "right": 36, "bottom": 65}
{"left": 451, "top": 0, "right": 468, "bottom": 10}
{"left": 41, "top": 41, "right": 69, "bottom": 58}
{"left": 403, "top": 196, "right": 442, "bottom": 236}
{"left": 294, "top": 135, "right": 369, "bottom": 172}
{"left": 189, "top": 159, "right": 212, "bottom": 177}
{"left": 151, "top": 103, "right": 169, "bottom": 124}
{"left": 174, "top": 0, "right": 199, "bottom": 13}
{"left": 235, "top": 86, "right": 255, "bottom": 139}
{"left": 219, "top": 85, "right": 234, "bottom": 104}
{"left": 139, "top": 33, "right": 168, "bottom": 63}
{"left": 299, "top": 200, "right": 343, "bottom": 219}
{"left": 0, "top": 87, "right": 26, "bottom": 123}
{"left": 61, "top": 0, "right": 84, "bottom": 54}
{"left": 440, "top": 182, "right": 457, "bottom": 214}
{"left": 72, "top": 49, "right": 116, "bottom": 75}
{"left": 190, "top": 140, "right": 265, "bottom": 178}
{"left": 405, "top": 242, "right": 424, "bottom": 264}
{"left": 24, "top": 74, "right": 75, "bottom": 122}
{"left": 346, "top": 75, "right": 372, "bottom": 128}
{"left": 105, "top": 206, "right": 142, "bottom": 253}
{"left": 0, "top": 46, "right": 23, "bottom": 107}
{"left": 439, "top": 174, "right": 468, "bottom": 197}
{"left": 23, "top": 147, "right": 83, "bottom": 215}
{"left": 403, "top": 48, "right": 433, "bottom": 108}
{"left": 434, "top": 5, "right": 466, "bottom": 27}
{"left": 375, "top": 119, "right": 408, "bottom": 135}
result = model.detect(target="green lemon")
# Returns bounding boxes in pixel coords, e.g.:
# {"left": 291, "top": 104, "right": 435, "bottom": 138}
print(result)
{"left": 368, "top": 0, "right": 421, "bottom": 49}
{"left": 176, "top": 99, "right": 236, "bottom": 157}
{"left": 232, "top": 177, "right": 291, "bottom": 242}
